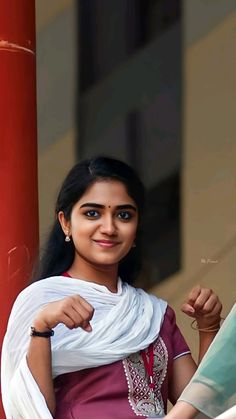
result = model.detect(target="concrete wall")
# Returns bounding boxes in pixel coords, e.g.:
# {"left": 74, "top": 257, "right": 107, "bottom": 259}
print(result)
{"left": 152, "top": 6, "right": 236, "bottom": 362}
{"left": 36, "top": 0, "right": 76, "bottom": 241}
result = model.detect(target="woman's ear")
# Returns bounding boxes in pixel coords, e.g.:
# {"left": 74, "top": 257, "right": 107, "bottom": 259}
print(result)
{"left": 58, "top": 211, "right": 71, "bottom": 236}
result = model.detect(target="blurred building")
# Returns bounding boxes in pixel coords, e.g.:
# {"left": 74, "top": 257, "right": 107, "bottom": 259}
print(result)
{"left": 36, "top": 0, "right": 236, "bottom": 365}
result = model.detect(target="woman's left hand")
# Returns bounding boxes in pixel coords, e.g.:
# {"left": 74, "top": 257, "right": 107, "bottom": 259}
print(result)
{"left": 181, "top": 285, "right": 222, "bottom": 329}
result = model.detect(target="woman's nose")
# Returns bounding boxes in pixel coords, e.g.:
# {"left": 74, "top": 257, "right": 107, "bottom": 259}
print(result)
{"left": 99, "top": 215, "right": 117, "bottom": 235}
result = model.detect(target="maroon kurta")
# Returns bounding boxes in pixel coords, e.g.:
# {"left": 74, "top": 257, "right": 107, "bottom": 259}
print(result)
{"left": 54, "top": 306, "right": 190, "bottom": 418}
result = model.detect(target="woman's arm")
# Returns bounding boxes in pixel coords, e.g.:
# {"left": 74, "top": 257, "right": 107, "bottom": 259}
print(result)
{"left": 168, "top": 286, "right": 222, "bottom": 405}
{"left": 27, "top": 320, "right": 56, "bottom": 415}
{"left": 168, "top": 354, "right": 197, "bottom": 404}
{"left": 181, "top": 285, "right": 222, "bottom": 363}
{"left": 26, "top": 295, "right": 94, "bottom": 416}
{"left": 197, "top": 327, "right": 220, "bottom": 363}
{"left": 165, "top": 401, "right": 199, "bottom": 419}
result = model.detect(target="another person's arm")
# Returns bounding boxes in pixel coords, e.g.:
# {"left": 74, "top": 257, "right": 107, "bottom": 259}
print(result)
{"left": 165, "top": 400, "right": 199, "bottom": 419}
{"left": 168, "top": 304, "right": 236, "bottom": 419}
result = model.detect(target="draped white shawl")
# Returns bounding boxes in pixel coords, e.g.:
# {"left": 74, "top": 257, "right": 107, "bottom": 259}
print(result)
{"left": 1, "top": 276, "right": 167, "bottom": 419}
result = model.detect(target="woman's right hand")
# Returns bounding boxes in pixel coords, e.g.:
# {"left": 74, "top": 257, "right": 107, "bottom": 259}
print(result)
{"left": 32, "top": 295, "right": 94, "bottom": 333}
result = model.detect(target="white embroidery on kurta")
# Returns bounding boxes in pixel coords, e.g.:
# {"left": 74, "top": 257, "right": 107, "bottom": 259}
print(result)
{"left": 123, "top": 337, "right": 168, "bottom": 417}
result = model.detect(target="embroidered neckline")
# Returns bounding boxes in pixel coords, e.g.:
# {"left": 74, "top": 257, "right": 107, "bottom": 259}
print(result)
{"left": 123, "top": 337, "right": 168, "bottom": 417}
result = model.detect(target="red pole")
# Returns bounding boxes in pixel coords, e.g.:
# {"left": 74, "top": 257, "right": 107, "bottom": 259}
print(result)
{"left": 0, "top": 1, "right": 38, "bottom": 417}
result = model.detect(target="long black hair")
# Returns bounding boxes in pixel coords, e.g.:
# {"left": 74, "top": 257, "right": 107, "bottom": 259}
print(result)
{"left": 33, "top": 156, "right": 146, "bottom": 284}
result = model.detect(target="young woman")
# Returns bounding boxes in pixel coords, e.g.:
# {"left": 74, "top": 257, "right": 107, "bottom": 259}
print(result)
{"left": 165, "top": 303, "right": 236, "bottom": 419}
{"left": 1, "top": 156, "right": 222, "bottom": 419}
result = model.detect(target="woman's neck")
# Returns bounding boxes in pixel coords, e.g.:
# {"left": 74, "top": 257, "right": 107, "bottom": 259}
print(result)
{"left": 67, "top": 260, "right": 119, "bottom": 293}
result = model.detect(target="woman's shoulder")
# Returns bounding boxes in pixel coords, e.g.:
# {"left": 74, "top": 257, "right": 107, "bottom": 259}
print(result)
{"left": 146, "top": 291, "right": 168, "bottom": 309}
{"left": 163, "top": 305, "right": 177, "bottom": 323}
{"left": 15, "top": 276, "right": 60, "bottom": 298}
{"left": 11, "top": 276, "right": 65, "bottom": 313}
{"left": 7, "top": 276, "right": 65, "bottom": 329}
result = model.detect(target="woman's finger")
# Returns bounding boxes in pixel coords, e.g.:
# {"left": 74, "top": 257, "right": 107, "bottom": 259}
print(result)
{"left": 193, "top": 288, "right": 212, "bottom": 310}
{"left": 186, "top": 285, "right": 201, "bottom": 307}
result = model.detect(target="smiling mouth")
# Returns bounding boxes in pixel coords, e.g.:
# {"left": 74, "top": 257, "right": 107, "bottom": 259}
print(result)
{"left": 93, "top": 240, "right": 120, "bottom": 248}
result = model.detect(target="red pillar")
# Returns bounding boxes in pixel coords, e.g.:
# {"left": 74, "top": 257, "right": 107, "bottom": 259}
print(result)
{"left": 0, "top": 1, "right": 38, "bottom": 417}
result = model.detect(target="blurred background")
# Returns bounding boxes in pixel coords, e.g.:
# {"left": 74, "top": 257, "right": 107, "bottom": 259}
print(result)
{"left": 36, "top": 0, "right": 236, "bottom": 364}
{"left": 1, "top": 1, "right": 235, "bottom": 417}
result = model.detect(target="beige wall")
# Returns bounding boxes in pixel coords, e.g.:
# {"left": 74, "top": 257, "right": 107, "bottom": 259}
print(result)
{"left": 152, "top": 11, "right": 236, "bottom": 360}
{"left": 36, "top": 1, "right": 76, "bottom": 241}
{"left": 36, "top": 0, "right": 74, "bottom": 31}
{"left": 38, "top": 131, "right": 76, "bottom": 242}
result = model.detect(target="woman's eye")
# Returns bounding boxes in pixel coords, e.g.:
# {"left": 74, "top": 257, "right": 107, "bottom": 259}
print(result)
{"left": 85, "top": 210, "right": 99, "bottom": 218}
{"left": 117, "top": 211, "right": 132, "bottom": 220}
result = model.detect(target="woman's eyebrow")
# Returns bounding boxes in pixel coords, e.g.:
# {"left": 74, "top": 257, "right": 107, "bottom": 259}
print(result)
{"left": 80, "top": 203, "right": 104, "bottom": 209}
{"left": 116, "top": 204, "right": 137, "bottom": 211}
{"left": 79, "top": 203, "right": 137, "bottom": 211}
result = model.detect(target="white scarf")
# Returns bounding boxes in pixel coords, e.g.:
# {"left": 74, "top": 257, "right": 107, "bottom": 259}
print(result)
{"left": 1, "top": 276, "right": 167, "bottom": 419}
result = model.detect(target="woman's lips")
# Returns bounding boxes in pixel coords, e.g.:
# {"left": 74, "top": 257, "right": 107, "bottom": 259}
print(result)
{"left": 93, "top": 240, "right": 120, "bottom": 248}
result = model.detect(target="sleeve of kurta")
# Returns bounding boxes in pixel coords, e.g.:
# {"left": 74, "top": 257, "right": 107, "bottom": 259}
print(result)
{"left": 178, "top": 303, "right": 236, "bottom": 419}
{"left": 164, "top": 306, "right": 191, "bottom": 360}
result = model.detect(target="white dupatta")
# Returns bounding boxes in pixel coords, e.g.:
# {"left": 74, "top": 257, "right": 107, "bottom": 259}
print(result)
{"left": 1, "top": 276, "right": 167, "bottom": 419}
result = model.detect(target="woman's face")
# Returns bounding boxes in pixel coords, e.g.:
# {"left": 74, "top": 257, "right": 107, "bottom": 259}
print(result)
{"left": 59, "top": 180, "right": 138, "bottom": 270}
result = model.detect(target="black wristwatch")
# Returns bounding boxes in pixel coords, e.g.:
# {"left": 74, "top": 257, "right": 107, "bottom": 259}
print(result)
{"left": 30, "top": 326, "right": 54, "bottom": 338}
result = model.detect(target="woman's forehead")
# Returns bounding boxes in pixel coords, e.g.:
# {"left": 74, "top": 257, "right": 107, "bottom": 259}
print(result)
{"left": 78, "top": 180, "right": 136, "bottom": 206}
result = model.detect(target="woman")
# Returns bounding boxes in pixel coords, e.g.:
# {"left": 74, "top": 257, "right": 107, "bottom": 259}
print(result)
{"left": 165, "top": 303, "right": 236, "bottom": 419}
{"left": 1, "top": 156, "right": 222, "bottom": 419}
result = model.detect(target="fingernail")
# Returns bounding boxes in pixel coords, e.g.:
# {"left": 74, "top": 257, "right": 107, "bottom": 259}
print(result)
{"left": 84, "top": 324, "right": 92, "bottom": 332}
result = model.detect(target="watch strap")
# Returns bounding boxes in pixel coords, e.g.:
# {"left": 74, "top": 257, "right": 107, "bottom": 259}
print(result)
{"left": 30, "top": 326, "right": 54, "bottom": 338}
